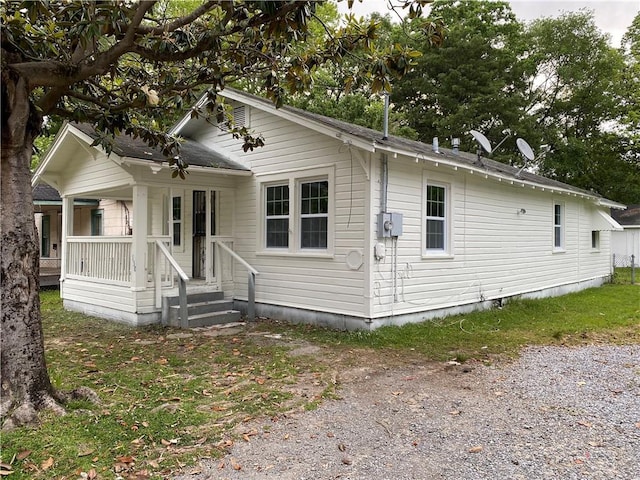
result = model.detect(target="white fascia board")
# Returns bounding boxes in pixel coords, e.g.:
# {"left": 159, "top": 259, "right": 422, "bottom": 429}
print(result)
{"left": 32, "top": 122, "right": 73, "bottom": 186}
{"left": 119, "top": 157, "right": 252, "bottom": 176}
{"left": 596, "top": 198, "right": 626, "bottom": 210}
{"left": 374, "top": 143, "right": 610, "bottom": 202}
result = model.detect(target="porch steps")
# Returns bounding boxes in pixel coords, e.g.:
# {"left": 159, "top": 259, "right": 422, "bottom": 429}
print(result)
{"left": 162, "top": 291, "right": 242, "bottom": 328}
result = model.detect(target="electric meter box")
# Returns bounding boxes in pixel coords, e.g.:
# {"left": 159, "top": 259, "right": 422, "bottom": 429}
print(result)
{"left": 377, "top": 212, "right": 403, "bottom": 237}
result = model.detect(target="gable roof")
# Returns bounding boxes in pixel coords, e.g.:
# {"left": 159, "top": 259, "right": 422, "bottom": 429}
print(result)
{"left": 32, "top": 183, "right": 98, "bottom": 207}
{"left": 174, "top": 88, "right": 624, "bottom": 210}
{"left": 611, "top": 205, "right": 640, "bottom": 227}
{"left": 33, "top": 183, "right": 61, "bottom": 202}
{"left": 72, "top": 123, "right": 249, "bottom": 171}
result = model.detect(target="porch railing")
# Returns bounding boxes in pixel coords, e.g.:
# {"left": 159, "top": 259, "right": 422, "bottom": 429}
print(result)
{"left": 66, "top": 236, "right": 132, "bottom": 285}
{"left": 213, "top": 238, "right": 259, "bottom": 320}
{"left": 155, "top": 240, "right": 189, "bottom": 327}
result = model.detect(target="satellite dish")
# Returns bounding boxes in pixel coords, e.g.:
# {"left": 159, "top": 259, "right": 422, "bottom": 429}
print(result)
{"left": 516, "top": 138, "right": 535, "bottom": 161}
{"left": 470, "top": 130, "right": 492, "bottom": 154}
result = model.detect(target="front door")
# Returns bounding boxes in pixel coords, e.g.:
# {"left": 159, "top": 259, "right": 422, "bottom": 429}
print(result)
{"left": 192, "top": 190, "right": 217, "bottom": 280}
{"left": 192, "top": 191, "right": 206, "bottom": 278}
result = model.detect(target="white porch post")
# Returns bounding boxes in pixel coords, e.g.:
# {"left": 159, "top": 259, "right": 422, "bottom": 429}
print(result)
{"left": 131, "top": 185, "right": 148, "bottom": 291}
{"left": 60, "top": 195, "right": 74, "bottom": 294}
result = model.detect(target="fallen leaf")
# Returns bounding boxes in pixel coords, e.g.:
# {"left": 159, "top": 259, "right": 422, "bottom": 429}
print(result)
{"left": 78, "top": 446, "right": 96, "bottom": 457}
{"left": 116, "top": 455, "right": 135, "bottom": 464}
{"left": 588, "top": 441, "right": 604, "bottom": 447}
{"left": 468, "top": 446, "right": 483, "bottom": 453}
{"left": 255, "top": 377, "right": 265, "bottom": 385}
{"left": 338, "top": 443, "right": 347, "bottom": 452}
{"left": 449, "top": 410, "right": 461, "bottom": 416}
{"left": 0, "top": 463, "right": 14, "bottom": 476}
{"left": 341, "top": 456, "right": 352, "bottom": 465}
{"left": 87, "top": 468, "right": 98, "bottom": 479}
{"left": 391, "top": 391, "right": 403, "bottom": 396}
{"left": 230, "top": 457, "right": 242, "bottom": 471}
{"left": 577, "top": 420, "right": 592, "bottom": 428}
{"left": 16, "top": 450, "right": 32, "bottom": 461}
{"left": 41, "top": 457, "right": 54, "bottom": 470}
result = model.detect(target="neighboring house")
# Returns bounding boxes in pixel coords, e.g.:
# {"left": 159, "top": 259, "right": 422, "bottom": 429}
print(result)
{"left": 33, "top": 184, "right": 133, "bottom": 285}
{"left": 611, "top": 205, "right": 640, "bottom": 266}
{"left": 32, "top": 88, "right": 624, "bottom": 330}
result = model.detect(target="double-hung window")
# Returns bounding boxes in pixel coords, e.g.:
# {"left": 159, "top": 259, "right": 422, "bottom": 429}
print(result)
{"left": 300, "top": 180, "right": 328, "bottom": 249}
{"left": 554, "top": 203, "right": 563, "bottom": 249}
{"left": 266, "top": 185, "right": 289, "bottom": 248}
{"left": 425, "top": 184, "right": 447, "bottom": 252}
{"left": 262, "top": 169, "right": 332, "bottom": 254}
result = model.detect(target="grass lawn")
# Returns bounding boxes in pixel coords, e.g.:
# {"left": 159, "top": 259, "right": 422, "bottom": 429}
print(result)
{"left": 1, "top": 274, "right": 638, "bottom": 479}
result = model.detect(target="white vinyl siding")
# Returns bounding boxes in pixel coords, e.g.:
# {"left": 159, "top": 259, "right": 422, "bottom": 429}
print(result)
{"left": 205, "top": 110, "right": 365, "bottom": 318}
{"left": 374, "top": 158, "right": 613, "bottom": 319}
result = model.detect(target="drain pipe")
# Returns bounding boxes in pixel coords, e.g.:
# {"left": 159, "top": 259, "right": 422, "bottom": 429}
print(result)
{"left": 380, "top": 93, "right": 390, "bottom": 212}
{"left": 382, "top": 93, "right": 389, "bottom": 140}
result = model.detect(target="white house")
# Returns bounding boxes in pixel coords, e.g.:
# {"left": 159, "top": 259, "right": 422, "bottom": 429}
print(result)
{"left": 611, "top": 205, "right": 640, "bottom": 266}
{"left": 32, "top": 88, "right": 625, "bottom": 330}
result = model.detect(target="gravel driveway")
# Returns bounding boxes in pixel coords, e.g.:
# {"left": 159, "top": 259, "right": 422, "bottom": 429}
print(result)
{"left": 174, "top": 345, "right": 640, "bottom": 480}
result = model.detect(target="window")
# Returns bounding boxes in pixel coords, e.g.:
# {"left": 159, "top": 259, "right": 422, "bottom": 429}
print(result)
{"left": 41, "top": 215, "right": 51, "bottom": 257}
{"left": 266, "top": 185, "right": 289, "bottom": 248}
{"left": 425, "top": 184, "right": 447, "bottom": 251}
{"left": 90, "top": 209, "right": 103, "bottom": 236}
{"left": 260, "top": 168, "right": 333, "bottom": 254}
{"left": 554, "top": 203, "right": 563, "bottom": 249}
{"left": 591, "top": 230, "right": 600, "bottom": 249}
{"left": 172, "top": 196, "right": 182, "bottom": 247}
{"left": 300, "top": 180, "right": 328, "bottom": 249}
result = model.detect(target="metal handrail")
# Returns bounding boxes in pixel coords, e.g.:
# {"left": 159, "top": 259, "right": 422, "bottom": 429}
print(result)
{"left": 213, "top": 239, "right": 259, "bottom": 320}
{"left": 155, "top": 240, "right": 189, "bottom": 327}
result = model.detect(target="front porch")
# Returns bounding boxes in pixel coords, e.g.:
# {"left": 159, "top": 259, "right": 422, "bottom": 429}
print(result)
{"left": 61, "top": 230, "right": 257, "bottom": 326}
{"left": 58, "top": 184, "right": 257, "bottom": 327}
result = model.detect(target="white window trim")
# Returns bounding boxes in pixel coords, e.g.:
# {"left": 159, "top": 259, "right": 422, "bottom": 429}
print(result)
{"left": 264, "top": 182, "right": 290, "bottom": 250}
{"left": 297, "top": 177, "right": 330, "bottom": 251}
{"left": 257, "top": 166, "right": 335, "bottom": 257}
{"left": 591, "top": 230, "right": 600, "bottom": 251}
{"left": 422, "top": 172, "right": 453, "bottom": 258}
{"left": 553, "top": 201, "right": 565, "bottom": 252}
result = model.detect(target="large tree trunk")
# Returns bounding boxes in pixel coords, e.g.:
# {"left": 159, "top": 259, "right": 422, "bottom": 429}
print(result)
{"left": 0, "top": 68, "right": 64, "bottom": 430}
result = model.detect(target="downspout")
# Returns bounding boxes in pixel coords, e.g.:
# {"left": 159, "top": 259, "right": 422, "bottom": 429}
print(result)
{"left": 380, "top": 93, "right": 389, "bottom": 213}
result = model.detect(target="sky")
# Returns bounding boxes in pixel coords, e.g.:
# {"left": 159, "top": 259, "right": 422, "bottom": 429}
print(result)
{"left": 337, "top": 0, "right": 639, "bottom": 47}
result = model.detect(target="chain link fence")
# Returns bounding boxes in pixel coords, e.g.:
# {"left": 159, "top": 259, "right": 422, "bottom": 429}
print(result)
{"left": 612, "top": 254, "right": 636, "bottom": 284}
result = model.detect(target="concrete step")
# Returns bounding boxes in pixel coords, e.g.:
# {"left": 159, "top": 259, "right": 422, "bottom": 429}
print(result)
{"left": 164, "top": 290, "right": 224, "bottom": 306}
{"left": 162, "top": 290, "right": 241, "bottom": 328}
{"left": 187, "top": 310, "right": 242, "bottom": 328}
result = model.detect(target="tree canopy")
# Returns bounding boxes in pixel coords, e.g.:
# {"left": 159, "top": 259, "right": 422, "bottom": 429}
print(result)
{"left": 0, "top": 0, "right": 443, "bottom": 430}
{"left": 294, "top": 1, "right": 639, "bottom": 204}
